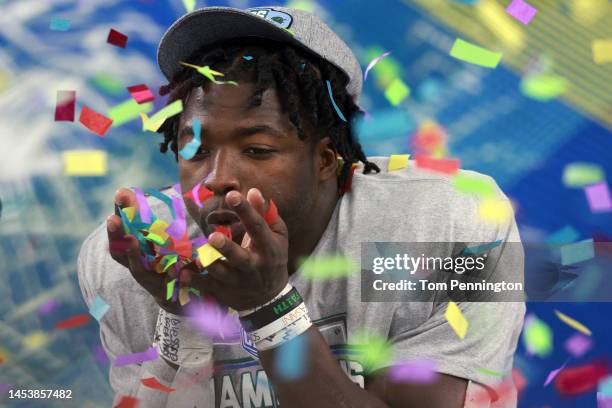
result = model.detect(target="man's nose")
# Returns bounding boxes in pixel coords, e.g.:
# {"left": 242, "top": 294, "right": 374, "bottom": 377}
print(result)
{"left": 203, "top": 151, "right": 240, "bottom": 196}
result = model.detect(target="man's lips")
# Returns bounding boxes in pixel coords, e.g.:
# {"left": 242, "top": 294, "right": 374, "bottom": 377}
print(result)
{"left": 205, "top": 209, "right": 240, "bottom": 226}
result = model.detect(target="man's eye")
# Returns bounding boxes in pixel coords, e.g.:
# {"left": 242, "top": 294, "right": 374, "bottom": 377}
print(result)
{"left": 244, "top": 147, "right": 275, "bottom": 155}
{"left": 193, "top": 147, "right": 210, "bottom": 158}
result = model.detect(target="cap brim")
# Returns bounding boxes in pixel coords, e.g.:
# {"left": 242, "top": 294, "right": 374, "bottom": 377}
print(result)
{"left": 158, "top": 7, "right": 315, "bottom": 81}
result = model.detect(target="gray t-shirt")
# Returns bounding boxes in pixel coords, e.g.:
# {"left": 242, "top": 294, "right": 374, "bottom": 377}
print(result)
{"left": 78, "top": 157, "right": 525, "bottom": 408}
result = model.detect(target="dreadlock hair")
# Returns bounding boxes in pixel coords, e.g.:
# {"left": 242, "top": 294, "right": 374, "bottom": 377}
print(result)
{"left": 157, "top": 37, "right": 380, "bottom": 192}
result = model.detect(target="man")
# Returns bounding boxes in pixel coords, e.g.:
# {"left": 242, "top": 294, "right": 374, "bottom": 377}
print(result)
{"left": 78, "top": 6, "right": 525, "bottom": 408}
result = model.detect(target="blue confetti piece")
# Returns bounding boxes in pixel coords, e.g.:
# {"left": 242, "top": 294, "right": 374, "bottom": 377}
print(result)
{"left": 50, "top": 17, "right": 70, "bottom": 31}
{"left": 200, "top": 268, "right": 209, "bottom": 276}
{"left": 242, "top": 55, "right": 254, "bottom": 61}
{"left": 546, "top": 225, "right": 579, "bottom": 246}
{"left": 89, "top": 295, "right": 110, "bottom": 321}
{"left": 179, "top": 118, "right": 202, "bottom": 160}
{"left": 326, "top": 80, "right": 346, "bottom": 122}
{"left": 145, "top": 188, "right": 176, "bottom": 219}
{"left": 560, "top": 239, "right": 594, "bottom": 265}
{"left": 275, "top": 334, "right": 307, "bottom": 381}
{"left": 460, "top": 240, "right": 503, "bottom": 255}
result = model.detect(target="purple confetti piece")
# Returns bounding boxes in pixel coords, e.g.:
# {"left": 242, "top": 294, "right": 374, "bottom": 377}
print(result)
{"left": 565, "top": 333, "right": 593, "bottom": 358}
{"left": 38, "top": 299, "right": 60, "bottom": 316}
{"left": 191, "top": 236, "right": 208, "bottom": 248}
{"left": 364, "top": 51, "right": 391, "bottom": 81}
{"left": 544, "top": 358, "right": 570, "bottom": 386}
{"left": 115, "top": 346, "right": 159, "bottom": 367}
{"left": 94, "top": 345, "right": 109, "bottom": 364}
{"left": 133, "top": 187, "right": 151, "bottom": 224}
{"left": 166, "top": 196, "right": 187, "bottom": 239}
{"left": 388, "top": 359, "right": 439, "bottom": 384}
{"left": 186, "top": 299, "right": 241, "bottom": 341}
{"left": 599, "top": 393, "right": 612, "bottom": 408}
{"left": 506, "top": 0, "right": 538, "bottom": 25}
{"left": 172, "top": 183, "right": 182, "bottom": 195}
{"left": 192, "top": 180, "right": 204, "bottom": 208}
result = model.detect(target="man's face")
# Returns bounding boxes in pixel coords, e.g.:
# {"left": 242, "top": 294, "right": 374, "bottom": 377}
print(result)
{"left": 177, "top": 82, "right": 320, "bottom": 245}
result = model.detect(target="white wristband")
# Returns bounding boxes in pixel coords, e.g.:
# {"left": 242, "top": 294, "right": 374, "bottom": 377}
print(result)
{"left": 246, "top": 302, "right": 309, "bottom": 343}
{"left": 255, "top": 313, "right": 312, "bottom": 351}
{"left": 154, "top": 308, "right": 213, "bottom": 367}
{"left": 238, "top": 283, "right": 293, "bottom": 317}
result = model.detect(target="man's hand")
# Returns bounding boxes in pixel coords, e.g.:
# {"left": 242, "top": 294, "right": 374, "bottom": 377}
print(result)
{"left": 107, "top": 187, "right": 196, "bottom": 315}
{"left": 200, "top": 187, "right": 290, "bottom": 311}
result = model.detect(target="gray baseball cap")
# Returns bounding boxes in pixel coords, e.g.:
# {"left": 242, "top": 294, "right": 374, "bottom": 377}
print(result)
{"left": 157, "top": 6, "right": 363, "bottom": 101}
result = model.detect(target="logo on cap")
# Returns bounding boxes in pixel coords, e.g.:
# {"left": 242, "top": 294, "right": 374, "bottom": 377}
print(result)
{"left": 247, "top": 8, "right": 293, "bottom": 29}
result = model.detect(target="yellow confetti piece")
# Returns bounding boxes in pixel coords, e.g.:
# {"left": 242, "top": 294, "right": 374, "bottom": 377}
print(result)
{"left": 22, "top": 331, "right": 48, "bottom": 350}
{"left": 445, "top": 301, "right": 468, "bottom": 339}
{"left": 197, "top": 243, "right": 224, "bottom": 267}
{"left": 149, "top": 219, "right": 169, "bottom": 241}
{"left": 384, "top": 78, "right": 410, "bottom": 106}
{"left": 141, "top": 100, "right": 183, "bottom": 132}
{"left": 520, "top": 74, "right": 568, "bottom": 101}
{"left": 63, "top": 150, "right": 107, "bottom": 176}
{"left": 592, "top": 39, "right": 612, "bottom": 64}
{"left": 478, "top": 197, "right": 514, "bottom": 224}
{"left": 122, "top": 206, "right": 136, "bottom": 222}
{"left": 388, "top": 154, "right": 410, "bottom": 172}
{"left": 179, "top": 286, "right": 191, "bottom": 306}
{"left": 182, "top": 0, "right": 196, "bottom": 13}
{"left": 555, "top": 310, "right": 592, "bottom": 336}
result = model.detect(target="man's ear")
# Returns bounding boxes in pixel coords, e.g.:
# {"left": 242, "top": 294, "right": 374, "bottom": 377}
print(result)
{"left": 316, "top": 137, "right": 338, "bottom": 182}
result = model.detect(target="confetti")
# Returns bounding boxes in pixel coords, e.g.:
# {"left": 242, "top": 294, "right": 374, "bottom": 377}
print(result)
{"left": 592, "top": 39, "right": 612, "bottom": 64}
{"left": 520, "top": 74, "right": 568, "bottom": 101}
{"left": 555, "top": 362, "right": 608, "bottom": 396}
{"left": 505, "top": 0, "right": 538, "bottom": 25}
{"left": 460, "top": 240, "right": 502, "bottom": 255}
{"left": 186, "top": 299, "right": 241, "bottom": 340}
{"left": 22, "top": 331, "right": 48, "bottom": 350}
{"left": 178, "top": 286, "right": 190, "bottom": 306}
{"left": 63, "top": 150, "right": 107, "bottom": 176}
{"left": 178, "top": 118, "right": 202, "bottom": 160}
{"left": 180, "top": 62, "right": 238, "bottom": 85}
{"left": 242, "top": 55, "right": 254, "bottom": 61}
{"left": 584, "top": 182, "right": 612, "bottom": 213}
{"left": 560, "top": 239, "right": 594, "bottom": 265}
{"left": 115, "top": 395, "right": 140, "bottom": 408}
{"left": 544, "top": 360, "right": 569, "bottom": 386}
{"left": 415, "top": 154, "right": 460, "bottom": 175}
{"left": 166, "top": 279, "right": 176, "bottom": 301}
{"left": 562, "top": 163, "right": 604, "bottom": 187}
{"left": 263, "top": 198, "right": 278, "bottom": 226}
{"left": 54, "top": 90, "right": 76, "bottom": 121}
{"left": 522, "top": 314, "right": 552, "bottom": 357}
{"left": 598, "top": 393, "right": 612, "bottom": 408}
{"left": 384, "top": 78, "right": 410, "bottom": 106}
{"left": 452, "top": 174, "right": 495, "bottom": 197}
{"left": 79, "top": 105, "right": 113, "bottom": 136}
{"left": 545, "top": 225, "right": 579, "bottom": 245}
{"left": 478, "top": 197, "right": 514, "bottom": 224}
{"left": 197, "top": 243, "right": 224, "bottom": 268}
{"left": 90, "top": 73, "right": 124, "bottom": 95}
{"left": 388, "top": 359, "right": 438, "bottom": 384}
{"left": 299, "top": 255, "right": 357, "bottom": 280}
{"left": 89, "top": 295, "right": 110, "bottom": 321}
{"left": 326, "top": 80, "right": 346, "bottom": 122}
{"left": 107, "top": 28, "right": 128, "bottom": 48}
{"left": 364, "top": 51, "right": 391, "bottom": 81}
{"left": 555, "top": 310, "right": 592, "bottom": 335}
{"left": 49, "top": 17, "right": 70, "bottom": 31}
{"left": 127, "top": 84, "right": 155, "bottom": 104}
{"left": 182, "top": 0, "right": 196, "bottom": 13}
{"left": 449, "top": 38, "right": 502, "bottom": 68}
{"left": 476, "top": 367, "right": 504, "bottom": 377}
{"left": 565, "top": 333, "right": 592, "bottom": 358}
{"left": 115, "top": 346, "right": 159, "bottom": 367}
{"left": 37, "top": 299, "right": 60, "bottom": 316}
{"left": 55, "top": 313, "right": 91, "bottom": 329}
{"left": 600, "top": 376, "right": 612, "bottom": 397}
{"left": 140, "top": 377, "right": 176, "bottom": 393}
{"left": 445, "top": 301, "right": 468, "bottom": 339}
{"left": 184, "top": 180, "right": 214, "bottom": 208}
{"left": 353, "top": 331, "right": 393, "bottom": 374}
{"left": 388, "top": 154, "right": 410, "bottom": 171}
{"left": 275, "top": 334, "right": 308, "bottom": 381}
{"left": 94, "top": 345, "right": 109, "bottom": 364}
{"left": 108, "top": 99, "right": 154, "bottom": 127}
{"left": 141, "top": 100, "right": 183, "bottom": 132}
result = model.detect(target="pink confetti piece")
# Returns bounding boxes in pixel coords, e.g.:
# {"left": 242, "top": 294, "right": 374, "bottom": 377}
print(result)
{"left": 107, "top": 28, "right": 128, "bottom": 48}
{"left": 364, "top": 51, "right": 391, "bottom": 81}
{"left": 506, "top": 0, "right": 538, "bottom": 25}
{"left": 115, "top": 346, "right": 159, "bottom": 367}
{"left": 37, "top": 299, "right": 60, "bottom": 316}
{"left": 54, "top": 90, "right": 76, "bottom": 121}
{"left": 599, "top": 392, "right": 612, "bottom": 408}
{"left": 388, "top": 359, "right": 439, "bottom": 384}
{"left": 565, "top": 333, "right": 593, "bottom": 358}
{"left": 127, "top": 84, "right": 155, "bottom": 104}
{"left": 544, "top": 359, "right": 569, "bottom": 386}
{"left": 584, "top": 182, "right": 612, "bottom": 213}
{"left": 186, "top": 299, "right": 241, "bottom": 341}
{"left": 133, "top": 187, "right": 151, "bottom": 224}
{"left": 166, "top": 196, "right": 186, "bottom": 240}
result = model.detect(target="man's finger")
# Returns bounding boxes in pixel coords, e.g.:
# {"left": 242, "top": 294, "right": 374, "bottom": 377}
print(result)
{"left": 115, "top": 187, "right": 138, "bottom": 208}
{"left": 224, "top": 188, "right": 274, "bottom": 251}
{"left": 107, "top": 215, "right": 135, "bottom": 266}
{"left": 208, "top": 232, "right": 251, "bottom": 270}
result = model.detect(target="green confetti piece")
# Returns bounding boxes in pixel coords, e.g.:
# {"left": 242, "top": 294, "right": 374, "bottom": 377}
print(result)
{"left": 562, "top": 163, "right": 605, "bottom": 188}
{"left": 189, "top": 287, "right": 201, "bottom": 297}
{"left": 384, "top": 78, "right": 410, "bottom": 106}
{"left": 452, "top": 174, "right": 496, "bottom": 196}
{"left": 476, "top": 367, "right": 504, "bottom": 377}
{"left": 449, "top": 38, "right": 503, "bottom": 68}
{"left": 300, "top": 255, "right": 357, "bottom": 280}
{"left": 143, "top": 232, "right": 166, "bottom": 246}
{"left": 90, "top": 73, "right": 124, "bottom": 96}
{"left": 107, "top": 99, "right": 153, "bottom": 127}
{"left": 520, "top": 74, "right": 568, "bottom": 101}
{"left": 182, "top": 0, "right": 196, "bottom": 12}
{"left": 352, "top": 331, "right": 393, "bottom": 374}
{"left": 522, "top": 314, "right": 553, "bottom": 358}
{"left": 166, "top": 279, "right": 176, "bottom": 301}
{"left": 162, "top": 255, "right": 178, "bottom": 272}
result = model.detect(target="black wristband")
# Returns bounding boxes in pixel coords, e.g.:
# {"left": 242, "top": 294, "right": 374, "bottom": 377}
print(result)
{"left": 239, "top": 287, "right": 303, "bottom": 332}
